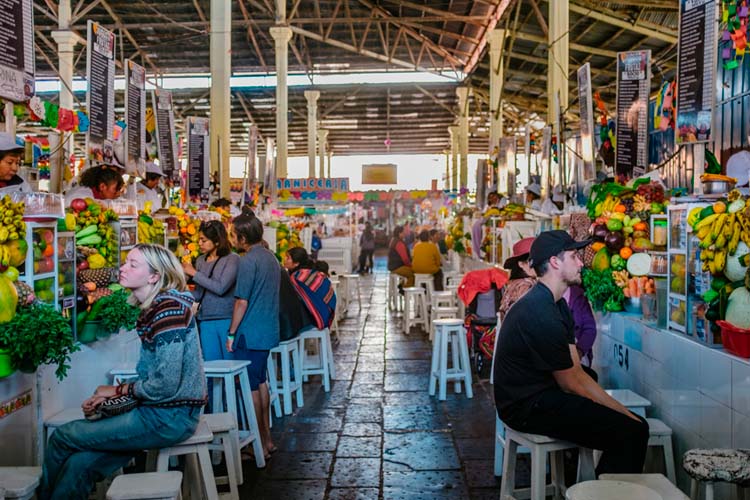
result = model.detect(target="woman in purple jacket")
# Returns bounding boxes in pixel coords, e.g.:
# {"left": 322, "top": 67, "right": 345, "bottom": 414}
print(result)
{"left": 563, "top": 284, "right": 598, "bottom": 370}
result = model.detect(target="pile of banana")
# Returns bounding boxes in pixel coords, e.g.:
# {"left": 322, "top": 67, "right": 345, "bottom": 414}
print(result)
{"left": 137, "top": 212, "right": 165, "bottom": 245}
{"left": 0, "top": 195, "right": 26, "bottom": 243}
{"left": 691, "top": 197, "right": 750, "bottom": 274}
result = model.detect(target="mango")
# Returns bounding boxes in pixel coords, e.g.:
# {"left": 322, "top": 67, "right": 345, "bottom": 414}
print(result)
{"left": 0, "top": 275, "right": 18, "bottom": 323}
{"left": 5, "top": 239, "right": 27, "bottom": 267}
{"left": 592, "top": 248, "right": 611, "bottom": 272}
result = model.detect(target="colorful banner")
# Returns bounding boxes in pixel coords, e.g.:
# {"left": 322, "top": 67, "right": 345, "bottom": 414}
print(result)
{"left": 187, "top": 116, "right": 209, "bottom": 199}
{"left": 362, "top": 164, "right": 397, "bottom": 184}
{"left": 153, "top": 89, "right": 178, "bottom": 180}
{"left": 125, "top": 60, "right": 146, "bottom": 175}
{"left": 676, "top": 0, "right": 717, "bottom": 143}
{"left": 85, "top": 21, "right": 116, "bottom": 166}
{"left": 0, "top": 0, "right": 34, "bottom": 102}
{"left": 615, "top": 50, "right": 651, "bottom": 177}
{"left": 577, "top": 63, "right": 596, "bottom": 181}
{"left": 276, "top": 177, "right": 350, "bottom": 192}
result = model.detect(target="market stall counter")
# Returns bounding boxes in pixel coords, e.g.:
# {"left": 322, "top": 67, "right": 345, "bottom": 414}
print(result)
{"left": 592, "top": 311, "right": 750, "bottom": 499}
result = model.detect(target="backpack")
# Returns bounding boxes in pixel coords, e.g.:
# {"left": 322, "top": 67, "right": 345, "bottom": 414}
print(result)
{"left": 290, "top": 268, "right": 337, "bottom": 329}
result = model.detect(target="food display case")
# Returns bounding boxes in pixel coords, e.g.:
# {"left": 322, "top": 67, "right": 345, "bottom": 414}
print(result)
{"left": 667, "top": 203, "right": 719, "bottom": 345}
{"left": 19, "top": 221, "right": 59, "bottom": 308}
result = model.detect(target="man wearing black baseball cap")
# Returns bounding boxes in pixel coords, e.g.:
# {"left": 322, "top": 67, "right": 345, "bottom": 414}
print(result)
{"left": 494, "top": 230, "right": 649, "bottom": 476}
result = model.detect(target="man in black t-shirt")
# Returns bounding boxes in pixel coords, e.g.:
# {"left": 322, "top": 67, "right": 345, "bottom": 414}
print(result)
{"left": 494, "top": 230, "right": 649, "bottom": 476}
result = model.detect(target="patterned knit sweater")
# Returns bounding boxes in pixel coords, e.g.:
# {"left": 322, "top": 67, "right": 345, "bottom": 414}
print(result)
{"left": 132, "top": 290, "right": 207, "bottom": 406}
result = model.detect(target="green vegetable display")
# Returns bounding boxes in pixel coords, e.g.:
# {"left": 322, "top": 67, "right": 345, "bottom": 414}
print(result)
{"left": 582, "top": 268, "right": 625, "bottom": 312}
{"left": 96, "top": 290, "right": 140, "bottom": 333}
{"left": 0, "top": 303, "right": 79, "bottom": 380}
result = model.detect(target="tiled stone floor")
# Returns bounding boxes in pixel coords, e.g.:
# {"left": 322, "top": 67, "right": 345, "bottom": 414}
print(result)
{"left": 238, "top": 262, "right": 507, "bottom": 499}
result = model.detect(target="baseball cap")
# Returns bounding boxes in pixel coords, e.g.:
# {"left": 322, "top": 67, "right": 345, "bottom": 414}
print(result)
{"left": 503, "top": 236, "right": 535, "bottom": 269}
{"left": 0, "top": 133, "right": 24, "bottom": 153}
{"left": 525, "top": 183, "right": 541, "bottom": 197}
{"left": 145, "top": 162, "right": 165, "bottom": 177}
{"left": 552, "top": 185, "right": 565, "bottom": 202}
{"left": 528, "top": 230, "right": 591, "bottom": 268}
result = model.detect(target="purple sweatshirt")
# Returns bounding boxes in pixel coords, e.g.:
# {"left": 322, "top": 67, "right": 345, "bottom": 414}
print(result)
{"left": 563, "top": 284, "right": 597, "bottom": 365}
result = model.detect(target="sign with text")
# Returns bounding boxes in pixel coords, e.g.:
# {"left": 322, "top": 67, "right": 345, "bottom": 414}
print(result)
{"left": 615, "top": 50, "right": 651, "bottom": 177}
{"left": 152, "top": 89, "right": 178, "bottom": 180}
{"left": 85, "top": 21, "right": 116, "bottom": 166}
{"left": 676, "top": 0, "right": 716, "bottom": 143}
{"left": 362, "top": 163, "right": 397, "bottom": 184}
{"left": 276, "top": 177, "right": 350, "bottom": 192}
{"left": 124, "top": 60, "right": 146, "bottom": 175}
{"left": 0, "top": 0, "right": 34, "bottom": 102}
{"left": 187, "top": 116, "right": 209, "bottom": 198}
{"left": 578, "top": 63, "right": 596, "bottom": 181}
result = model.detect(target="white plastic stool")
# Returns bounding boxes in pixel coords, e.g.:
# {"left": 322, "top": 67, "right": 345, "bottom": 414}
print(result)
{"left": 268, "top": 338, "right": 304, "bottom": 415}
{"left": 299, "top": 327, "right": 336, "bottom": 392}
{"left": 403, "top": 287, "right": 428, "bottom": 334}
{"left": 203, "top": 412, "right": 241, "bottom": 497}
{"left": 106, "top": 472, "right": 182, "bottom": 500}
{"left": 388, "top": 273, "right": 405, "bottom": 312}
{"left": 108, "top": 364, "right": 138, "bottom": 384}
{"left": 0, "top": 467, "right": 41, "bottom": 500}
{"left": 340, "top": 274, "right": 362, "bottom": 309}
{"left": 599, "top": 474, "right": 690, "bottom": 499}
{"left": 414, "top": 273, "right": 436, "bottom": 305}
{"left": 501, "top": 427, "right": 595, "bottom": 500}
{"left": 646, "top": 418, "right": 676, "bottom": 484}
{"left": 565, "top": 479, "right": 663, "bottom": 500}
{"left": 431, "top": 291, "right": 455, "bottom": 308}
{"left": 429, "top": 306, "right": 459, "bottom": 341}
{"left": 329, "top": 278, "right": 341, "bottom": 335}
{"left": 443, "top": 271, "right": 461, "bottom": 289}
{"left": 147, "top": 419, "right": 218, "bottom": 500}
{"left": 265, "top": 364, "right": 282, "bottom": 424}
{"left": 203, "top": 359, "right": 265, "bottom": 469}
{"left": 429, "top": 318, "right": 472, "bottom": 400}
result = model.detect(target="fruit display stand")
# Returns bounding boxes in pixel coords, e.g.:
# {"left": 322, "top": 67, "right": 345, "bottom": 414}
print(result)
{"left": 19, "top": 222, "right": 59, "bottom": 309}
{"left": 667, "top": 202, "right": 714, "bottom": 343}
{"left": 56, "top": 230, "right": 77, "bottom": 331}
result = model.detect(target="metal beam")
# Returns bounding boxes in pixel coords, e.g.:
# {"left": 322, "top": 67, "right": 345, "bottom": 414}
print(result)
{"left": 566, "top": 2, "right": 677, "bottom": 44}
{"left": 513, "top": 31, "right": 618, "bottom": 59}
{"left": 463, "top": 0, "right": 514, "bottom": 75}
{"left": 98, "top": 0, "right": 160, "bottom": 75}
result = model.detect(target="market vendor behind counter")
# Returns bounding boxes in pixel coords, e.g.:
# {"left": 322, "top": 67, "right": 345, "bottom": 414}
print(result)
{"left": 64, "top": 165, "right": 125, "bottom": 205}
{"left": 0, "top": 133, "right": 32, "bottom": 196}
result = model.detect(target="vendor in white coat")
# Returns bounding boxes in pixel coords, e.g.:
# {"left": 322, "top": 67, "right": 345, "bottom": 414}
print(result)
{"left": 0, "top": 133, "right": 31, "bottom": 196}
{"left": 64, "top": 165, "right": 124, "bottom": 205}
{"left": 524, "top": 183, "right": 543, "bottom": 211}
{"left": 128, "top": 161, "right": 166, "bottom": 212}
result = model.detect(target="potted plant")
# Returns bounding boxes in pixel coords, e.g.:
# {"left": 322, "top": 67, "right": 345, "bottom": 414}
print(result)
{"left": 97, "top": 289, "right": 140, "bottom": 334}
{"left": 0, "top": 303, "right": 80, "bottom": 380}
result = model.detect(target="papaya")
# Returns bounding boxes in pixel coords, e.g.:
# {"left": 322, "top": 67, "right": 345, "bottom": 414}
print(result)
{"left": 592, "top": 248, "right": 611, "bottom": 272}
{"left": 5, "top": 239, "right": 27, "bottom": 267}
{"left": 0, "top": 275, "right": 18, "bottom": 323}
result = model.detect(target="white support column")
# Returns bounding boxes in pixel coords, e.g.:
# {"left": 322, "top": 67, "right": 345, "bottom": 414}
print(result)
{"left": 488, "top": 29, "right": 506, "bottom": 189}
{"left": 548, "top": 0, "right": 569, "bottom": 124}
{"left": 210, "top": 0, "right": 231, "bottom": 198}
{"left": 456, "top": 87, "right": 470, "bottom": 190}
{"left": 50, "top": 0, "right": 80, "bottom": 194}
{"left": 304, "top": 90, "right": 320, "bottom": 178}
{"left": 449, "top": 126, "right": 459, "bottom": 192}
{"left": 270, "top": 26, "right": 292, "bottom": 178}
{"left": 318, "top": 129, "right": 328, "bottom": 178}
{"left": 444, "top": 149, "right": 451, "bottom": 191}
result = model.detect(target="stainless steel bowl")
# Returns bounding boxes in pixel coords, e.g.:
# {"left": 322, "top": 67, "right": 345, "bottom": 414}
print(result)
{"left": 703, "top": 180, "right": 736, "bottom": 194}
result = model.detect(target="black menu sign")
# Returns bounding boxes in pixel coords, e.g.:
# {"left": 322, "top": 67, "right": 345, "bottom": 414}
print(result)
{"left": 187, "top": 117, "right": 209, "bottom": 197}
{"left": 125, "top": 60, "right": 145, "bottom": 175}
{"left": 578, "top": 63, "right": 596, "bottom": 181}
{"left": 85, "top": 21, "right": 116, "bottom": 166}
{"left": 615, "top": 50, "right": 651, "bottom": 177}
{"left": 0, "top": 0, "right": 34, "bottom": 101}
{"left": 153, "top": 89, "right": 178, "bottom": 179}
{"left": 676, "top": 0, "right": 716, "bottom": 143}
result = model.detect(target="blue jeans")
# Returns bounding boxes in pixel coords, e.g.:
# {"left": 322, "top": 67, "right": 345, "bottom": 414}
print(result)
{"left": 198, "top": 318, "right": 232, "bottom": 361}
{"left": 39, "top": 405, "right": 200, "bottom": 500}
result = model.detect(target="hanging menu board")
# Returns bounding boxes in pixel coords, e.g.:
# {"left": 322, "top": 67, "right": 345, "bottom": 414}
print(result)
{"left": 125, "top": 60, "right": 146, "bottom": 175}
{"left": 676, "top": 0, "right": 716, "bottom": 143}
{"left": 85, "top": 21, "right": 116, "bottom": 166}
{"left": 497, "top": 138, "right": 507, "bottom": 195}
{"left": 578, "top": 63, "right": 596, "bottom": 181}
{"left": 0, "top": 0, "right": 34, "bottom": 102}
{"left": 615, "top": 50, "right": 651, "bottom": 178}
{"left": 153, "top": 89, "right": 178, "bottom": 179}
{"left": 187, "top": 116, "right": 209, "bottom": 198}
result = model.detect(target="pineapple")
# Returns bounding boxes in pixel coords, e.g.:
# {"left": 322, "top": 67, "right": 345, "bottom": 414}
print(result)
{"left": 78, "top": 268, "right": 114, "bottom": 288}
{"left": 13, "top": 281, "right": 35, "bottom": 306}
{"left": 582, "top": 245, "right": 597, "bottom": 268}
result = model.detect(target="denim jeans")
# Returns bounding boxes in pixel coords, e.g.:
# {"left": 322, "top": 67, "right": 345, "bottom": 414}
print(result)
{"left": 39, "top": 405, "right": 200, "bottom": 500}
{"left": 198, "top": 318, "right": 232, "bottom": 361}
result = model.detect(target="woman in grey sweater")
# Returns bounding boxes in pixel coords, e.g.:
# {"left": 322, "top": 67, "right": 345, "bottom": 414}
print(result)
{"left": 40, "top": 244, "right": 206, "bottom": 499}
{"left": 182, "top": 220, "right": 240, "bottom": 360}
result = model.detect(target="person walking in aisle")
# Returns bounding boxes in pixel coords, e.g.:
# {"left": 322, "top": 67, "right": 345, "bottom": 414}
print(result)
{"left": 358, "top": 222, "right": 375, "bottom": 273}
{"left": 39, "top": 244, "right": 206, "bottom": 499}
{"left": 227, "top": 214, "right": 280, "bottom": 461}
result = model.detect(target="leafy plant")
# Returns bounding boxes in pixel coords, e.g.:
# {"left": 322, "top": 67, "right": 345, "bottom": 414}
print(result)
{"left": 96, "top": 290, "right": 140, "bottom": 333}
{"left": 0, "top": 303, "right": 80, "bottom": 380}
{"left": 582, "top": 268, "right": 625, "bottom": 312}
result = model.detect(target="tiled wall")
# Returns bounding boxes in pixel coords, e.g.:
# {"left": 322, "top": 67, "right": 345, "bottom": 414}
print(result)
{"left": 593, "top": 312, "right": 750, "bottom": 499}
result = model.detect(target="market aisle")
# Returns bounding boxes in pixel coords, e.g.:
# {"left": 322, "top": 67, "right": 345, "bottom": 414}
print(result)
{"left": 238, "top": 259, "right": 504, "bottom": 499}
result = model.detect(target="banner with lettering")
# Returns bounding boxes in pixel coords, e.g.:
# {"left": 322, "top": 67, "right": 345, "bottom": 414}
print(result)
{"left": 187, "top": 116, "right": 209, "bottom": 199}
{"left": 276, "top": 177, "right": 351, "bottom": 204}
{"left": 615, "top": 50, "right": 651, "bottom": 178}
{"left": 577, "top": 63, "right": 596, "bottom": 181}
{"left": 153, "top": 89, "right": 178, "bottom": 179}
{"left": 0, "top": 0, "right": 34, "bottom": 102}
{"left": 124, "top": 60, "right": 146, "bottom": 175}
{"left": 85, "top": 21, "right": 116, "bottom": 167}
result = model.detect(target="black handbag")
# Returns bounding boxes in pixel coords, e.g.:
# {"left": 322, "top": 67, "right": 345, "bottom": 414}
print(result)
{"left": 85, "top": 395, "right": 139, "bottom": 421}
